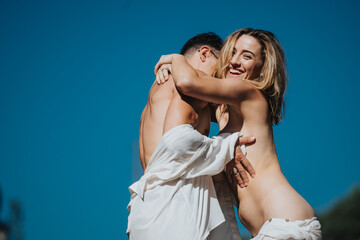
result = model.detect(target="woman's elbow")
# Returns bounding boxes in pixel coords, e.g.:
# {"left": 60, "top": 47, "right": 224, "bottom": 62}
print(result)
{"left": 176, "top": 77, "right": 194, "bottom": 94}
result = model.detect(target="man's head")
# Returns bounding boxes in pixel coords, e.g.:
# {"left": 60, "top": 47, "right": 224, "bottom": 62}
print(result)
{"left": 180, "top": 32, "right": 223, "bottom": 75}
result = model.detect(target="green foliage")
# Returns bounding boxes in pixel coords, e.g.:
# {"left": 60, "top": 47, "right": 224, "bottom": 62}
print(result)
{"left": 319, "top": 187, "right": 360, "bottom": 240}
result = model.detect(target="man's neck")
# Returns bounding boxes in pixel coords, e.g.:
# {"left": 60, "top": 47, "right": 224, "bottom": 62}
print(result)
{"left": 186, "top": 56, "right": 203, "bottom": 73}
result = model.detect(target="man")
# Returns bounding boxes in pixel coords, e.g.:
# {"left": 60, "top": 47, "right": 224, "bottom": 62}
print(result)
{"left": 139, "top": 33, "right": 222, "bottom": 170}
{"left": 128, "top": 33, "right": 255, "bottom": 239}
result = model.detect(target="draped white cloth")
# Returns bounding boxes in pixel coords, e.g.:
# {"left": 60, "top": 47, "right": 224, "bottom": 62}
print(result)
{"left": 251, "top": 217, "right": 322, "bottom": 240}
{"left": 208, "top": 181, "right": 241, "bottom": 240}
{"left": 127, "top": 124, "right": 241, "bottom": 240}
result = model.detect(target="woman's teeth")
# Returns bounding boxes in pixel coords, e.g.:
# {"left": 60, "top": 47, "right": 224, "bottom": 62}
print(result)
{"left": 230, "top": 69, "right": 241, "bottom": 75}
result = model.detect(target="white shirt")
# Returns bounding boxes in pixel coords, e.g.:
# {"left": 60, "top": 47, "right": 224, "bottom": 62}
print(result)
{"left": 127, "top": 124, "right": 240, "bottom": 240}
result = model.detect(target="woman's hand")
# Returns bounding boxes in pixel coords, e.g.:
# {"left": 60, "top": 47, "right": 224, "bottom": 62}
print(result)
{"left": 154, "top": 54, "right": 182, "bottom": 84}
{"left": 155, "top": 64, "right": 172, "bottom": 85}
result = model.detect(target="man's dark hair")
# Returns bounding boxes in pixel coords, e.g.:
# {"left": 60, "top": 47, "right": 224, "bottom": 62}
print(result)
{"left": 180, "top": 32, "right": 223, "bottom": 56}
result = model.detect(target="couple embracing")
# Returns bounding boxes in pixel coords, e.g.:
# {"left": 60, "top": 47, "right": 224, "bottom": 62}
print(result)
{"left": 127, "top": 29, "right": 322, "bottom": 240}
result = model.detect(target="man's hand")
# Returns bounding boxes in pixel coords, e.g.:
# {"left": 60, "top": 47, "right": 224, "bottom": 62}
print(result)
{"left": 225, "top": 136, "right": 256, "bottom": 188}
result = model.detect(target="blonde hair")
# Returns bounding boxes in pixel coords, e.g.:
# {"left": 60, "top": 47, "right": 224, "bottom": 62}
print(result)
{"left": 214, "top": 28, "right": 287, "bottom": 125}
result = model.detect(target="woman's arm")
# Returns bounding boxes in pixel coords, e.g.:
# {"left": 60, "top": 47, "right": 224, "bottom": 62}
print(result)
{"left": 154, "top": 54, "right": 256, "bottom": 106}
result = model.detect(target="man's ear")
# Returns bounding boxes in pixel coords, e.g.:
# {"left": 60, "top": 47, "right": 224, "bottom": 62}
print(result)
{"left": 198, "top": 46, "right": 211, "bottom": 62}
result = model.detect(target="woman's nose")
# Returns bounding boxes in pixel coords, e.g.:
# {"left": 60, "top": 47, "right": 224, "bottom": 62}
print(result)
{"left": 230, "top": 55, "right": 241, "bottom": 67}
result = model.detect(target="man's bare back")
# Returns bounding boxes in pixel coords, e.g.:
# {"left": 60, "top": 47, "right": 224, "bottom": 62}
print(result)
{"left": 139, "top": 79, "right": 174, "bottom": 169}
{"left": 139, "top": 75, "right": 210, "bottom": 170}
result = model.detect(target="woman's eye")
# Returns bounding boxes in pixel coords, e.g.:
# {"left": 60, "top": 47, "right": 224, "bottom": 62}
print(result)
{"left": 232, "top": 50, "right": 236, "bottom": 56}
{"left": 243, "top": 54, "right": 252, "bottom": 59}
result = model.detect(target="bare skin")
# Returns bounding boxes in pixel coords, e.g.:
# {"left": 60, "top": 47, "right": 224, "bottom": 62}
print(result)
{"left": 140, "top": 71, "right": 212, "bottom": 163}
{"left": 154, "top": 35, "right": 315, "bottom": 237}
{"left": 139, "top": 79, "right": 174, "bottom": 169}
{"left": 139, "top": 46, "right": 218, "bottom": 169}
{"left": 140, "top": 46, "right": 256, "bottom": 187}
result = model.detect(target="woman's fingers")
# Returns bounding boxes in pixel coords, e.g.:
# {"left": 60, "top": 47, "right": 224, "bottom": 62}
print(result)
{"left": 162, "top": 68, "right": 169, "bottom": 82}
{"left": 156, "top": 71, "right": 161, "bottom": 85}
{"left": 154, "top": 55, "right": 173, "bottom": 75}
{"left": 155, "top": 61, "right": 172, "bottom": 85}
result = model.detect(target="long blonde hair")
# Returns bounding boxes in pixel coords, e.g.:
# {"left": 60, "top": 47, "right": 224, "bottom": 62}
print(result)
{"left": 214, "top": 28, "right": 287, "bottom": 125}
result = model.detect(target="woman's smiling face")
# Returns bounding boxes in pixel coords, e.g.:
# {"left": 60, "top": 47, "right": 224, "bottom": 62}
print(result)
{"left": 226, "top": 34, "right": 264, "bottom": 80}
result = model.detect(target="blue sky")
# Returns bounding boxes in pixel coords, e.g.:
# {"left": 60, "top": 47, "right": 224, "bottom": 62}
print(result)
{"left": 1, "top": 0, "right": 360, "bottom": 239}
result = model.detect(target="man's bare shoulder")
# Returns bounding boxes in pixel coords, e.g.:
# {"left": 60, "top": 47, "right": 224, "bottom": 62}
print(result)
{"left": 148, "top": 76, "right": 174, "bottom": 96}
{"left": 147, "top": 76, "right": 175, "bottom": 105}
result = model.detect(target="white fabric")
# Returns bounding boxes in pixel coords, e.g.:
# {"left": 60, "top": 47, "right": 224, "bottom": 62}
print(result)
{"left": 251, "top": 217, "right": 322, "bottom": 240}
{"left": 208, "top": 181, "right": 241, "bottom": 240}
{"left": 127, "top": 124, "right": 241, "bottom": 240}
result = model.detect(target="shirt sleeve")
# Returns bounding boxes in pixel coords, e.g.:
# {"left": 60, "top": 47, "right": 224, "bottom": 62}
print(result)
{"left": 183, "top": 132, "right": 241, "bottom": 178}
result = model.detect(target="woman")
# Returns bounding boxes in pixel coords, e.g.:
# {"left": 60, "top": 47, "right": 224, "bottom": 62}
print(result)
{"left": 154, "top": 28, "right": 321, "bottom": 239}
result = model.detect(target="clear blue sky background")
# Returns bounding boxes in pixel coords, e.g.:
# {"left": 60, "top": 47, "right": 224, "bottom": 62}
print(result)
{"left": 1, "top": 0, "right": 359, "bottom": 239}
